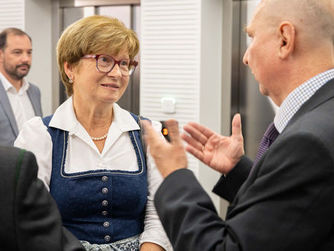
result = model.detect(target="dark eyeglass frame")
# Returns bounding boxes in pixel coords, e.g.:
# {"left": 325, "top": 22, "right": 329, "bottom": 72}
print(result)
{"left": 82, "top": 54, "right": 138, "bottom": 76}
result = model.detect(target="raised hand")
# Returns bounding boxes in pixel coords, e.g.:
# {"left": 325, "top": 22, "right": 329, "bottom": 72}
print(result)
{"left": 182, "top": 114, "right": 244, "bottom": 174}
{"left": 142, "top": 119, "right": 188, "bottom": 178}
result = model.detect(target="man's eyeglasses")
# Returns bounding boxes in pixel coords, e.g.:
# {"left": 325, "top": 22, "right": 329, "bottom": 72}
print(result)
{"left": 82, "top": 54, "right": 138, "bottom": 76}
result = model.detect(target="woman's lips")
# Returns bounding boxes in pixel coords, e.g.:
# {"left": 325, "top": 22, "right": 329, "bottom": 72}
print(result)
{"left": 101, "top": 83, "right": 119, "bottom": 88}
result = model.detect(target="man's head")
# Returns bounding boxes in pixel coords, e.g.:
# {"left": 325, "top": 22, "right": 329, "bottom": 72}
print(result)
{"left": 243, "top": 0, "right": 334, "bottom": 106}
{"left": 0, "top": 28, "right": 32, "bottom": 82}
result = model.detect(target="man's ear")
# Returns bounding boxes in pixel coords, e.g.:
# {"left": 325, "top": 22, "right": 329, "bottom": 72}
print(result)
{"left": 278, "top": 21, "right": 295, "bottom": 59}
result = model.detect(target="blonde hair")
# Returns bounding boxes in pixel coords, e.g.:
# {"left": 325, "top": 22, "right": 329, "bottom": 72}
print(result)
{"left": 57, "top": 15, "right": 139, "bottom": 96}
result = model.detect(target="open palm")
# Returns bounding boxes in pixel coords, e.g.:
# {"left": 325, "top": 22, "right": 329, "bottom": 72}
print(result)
{"left": 182, "top": 114, "right": 244, "bottom": 174}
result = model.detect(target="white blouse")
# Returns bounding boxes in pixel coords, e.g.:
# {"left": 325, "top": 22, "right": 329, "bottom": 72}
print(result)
{"left": 14, "top": 97, "right": 171, "bottom": 250}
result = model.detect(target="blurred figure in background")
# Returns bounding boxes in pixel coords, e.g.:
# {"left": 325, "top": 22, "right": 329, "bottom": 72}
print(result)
{"left": 0, "top": 28, "right": 42, "bottom": 146}
{"left": 15, "top": 16, "right": 170, "bottom": 251}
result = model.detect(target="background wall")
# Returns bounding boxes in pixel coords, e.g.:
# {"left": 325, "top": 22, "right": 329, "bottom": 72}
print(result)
{"left": 140, "top": 0, "right": 201, "bottom": 174}
{"left": 0, "top": 0, "right": 24, "bottom": 30}
{"left": 141, "top": 0, "right": 225, "bottom": 211}
{"left": 25, "top": 0, "right": 53, "bottom": 116}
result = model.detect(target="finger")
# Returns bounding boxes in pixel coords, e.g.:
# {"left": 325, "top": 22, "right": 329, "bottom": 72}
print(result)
{"left": 185, "top": 144, "right": 205, "bottom": 163}
{"left": 183, "top": 123, "right": 209, "bottom": 146}
{"left": 181, "top": 133, "right": 203, "bottom": 152}
{"left": 186, "top": 122, "right": 215, "bottom": 139}
{"left": 164, "top": 119, "right": 182, "bottom": 144}
{"left": 231, "top": 113, "right": 242, "bottom": 138}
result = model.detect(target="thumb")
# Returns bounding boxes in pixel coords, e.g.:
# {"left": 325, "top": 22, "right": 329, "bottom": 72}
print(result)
{"left": 164, "top": 119, "right": 181, "bottom": 144}
{"left": 231, "top": 113, "right": 242, "bottom": 137}
{"left": 142, "top": 120, "right": 163, "bottom": 149}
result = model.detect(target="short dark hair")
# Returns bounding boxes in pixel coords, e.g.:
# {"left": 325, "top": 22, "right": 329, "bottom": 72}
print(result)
{"left": 0, "top": 27, "right": 32, "bottom": 50}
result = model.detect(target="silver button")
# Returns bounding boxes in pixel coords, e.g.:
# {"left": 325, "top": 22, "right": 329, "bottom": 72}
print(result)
{"left": 104, "top": 235, "right": 111, "bottom": 242}
{"left": 102, "top": 187, "right": 108, "bottom": 194}
{"left": 102, "top": 176, "right": 108, "bottom": 182}
{"left": 102, "top": 200, "right": 108, "bottom": 207}
{"left": 102, "top": 210, "right": 108, "bottom": 216}
{"left": 103, "top": 221, "right": 110, "bottom": 228}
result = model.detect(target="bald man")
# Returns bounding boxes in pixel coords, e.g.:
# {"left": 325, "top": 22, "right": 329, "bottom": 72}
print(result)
{"left": 143, "top": 0, "right": 334, "bottom": 250}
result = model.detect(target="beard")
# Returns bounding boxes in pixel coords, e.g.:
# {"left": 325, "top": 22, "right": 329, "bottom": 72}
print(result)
{"left": 4, "top": 63, "right": 30, "bottom": 80}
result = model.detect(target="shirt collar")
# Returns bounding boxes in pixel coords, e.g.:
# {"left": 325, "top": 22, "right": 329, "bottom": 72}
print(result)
{"left": 0, "top": 72, "right": 29, "bottom": 93}
{"left": 274, "top": 68, "right": 334, "bottom": 133}
{"left": 49, "top": 97, "right": 140, "bottom": 134}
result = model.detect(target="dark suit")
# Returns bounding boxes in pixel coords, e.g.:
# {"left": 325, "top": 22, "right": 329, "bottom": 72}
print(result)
{"left": 0, "top": 80, "right": 42, "bottom": 146}
{"left": 0, "top": 146, "right": 84, "bottom": 251}
{"left": 154, "top": 79, "right": 334, "bottom": 251}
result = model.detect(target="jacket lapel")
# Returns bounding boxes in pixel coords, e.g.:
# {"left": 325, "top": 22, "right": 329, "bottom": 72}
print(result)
{"left": 0, "top": 80, "right": 19, "bottom": 136}
{"left": 27, "top": 86, "right": 40, "bottom": 116}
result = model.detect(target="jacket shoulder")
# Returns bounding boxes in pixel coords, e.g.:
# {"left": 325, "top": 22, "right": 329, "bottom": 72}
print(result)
{"left": 28, "top": 82, "right": 41, "bottom": 95}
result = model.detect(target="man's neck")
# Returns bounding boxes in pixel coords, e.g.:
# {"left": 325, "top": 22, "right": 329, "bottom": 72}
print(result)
{"left": 0, "top": 70, "right": 22, "bottom": 91}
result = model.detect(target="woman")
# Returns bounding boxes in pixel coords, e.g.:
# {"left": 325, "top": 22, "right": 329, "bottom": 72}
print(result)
{"left": 15, "top": 15, "right": 171, "bottom": 251}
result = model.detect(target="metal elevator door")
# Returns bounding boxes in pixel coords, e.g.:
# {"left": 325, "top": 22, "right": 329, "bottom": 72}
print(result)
{"left": 59, "top": 4, "right": 141, "bottom": 115}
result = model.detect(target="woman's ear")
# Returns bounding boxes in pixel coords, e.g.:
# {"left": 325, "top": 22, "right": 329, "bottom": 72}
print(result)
{"left": 64, "top": 62, "right": 74, "bottom": 82}
{"left": 0, "top": 49, "right": 4, "bottom": 64}
{"left": 278, "top": 21, "right": 295, "bottom": 59}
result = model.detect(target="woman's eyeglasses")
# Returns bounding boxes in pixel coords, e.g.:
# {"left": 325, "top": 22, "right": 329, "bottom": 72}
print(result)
{"left": 82, "top": 54, "right": 138, "bottom": 76}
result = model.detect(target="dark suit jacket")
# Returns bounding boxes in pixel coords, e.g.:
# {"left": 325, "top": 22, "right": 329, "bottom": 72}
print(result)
{"left": 154, "top": 79, "right": 334, "bottom": 251}
{"left": 0, "top": 146, "right": 84, "bottom": 251}
{"left": 0, "top": 80, "right": 42, "bottom": 146}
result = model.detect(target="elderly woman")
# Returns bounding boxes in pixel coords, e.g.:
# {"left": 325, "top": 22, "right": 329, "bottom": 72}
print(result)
{"left": 15, "top": 15, "right": 171, "bottom": 251}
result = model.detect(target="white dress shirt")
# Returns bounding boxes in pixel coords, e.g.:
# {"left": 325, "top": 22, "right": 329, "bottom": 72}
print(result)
{"left": 15, "top": 97, "right": 172, "bottom": 250}
{"left": 0, "top": 72, "right": 35, "bottom": 131}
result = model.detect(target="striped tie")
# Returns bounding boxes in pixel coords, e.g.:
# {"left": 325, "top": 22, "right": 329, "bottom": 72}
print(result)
{"left": 253, "top": 122, "right": 279, "bottom": 166}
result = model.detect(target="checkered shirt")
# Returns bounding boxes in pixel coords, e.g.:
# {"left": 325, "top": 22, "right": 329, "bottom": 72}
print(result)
{"left": 274, "top": 68, "right": 334, "bottom": 133}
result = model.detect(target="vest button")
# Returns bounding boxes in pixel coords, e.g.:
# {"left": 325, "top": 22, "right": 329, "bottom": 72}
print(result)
{"left": 102, "top": 187, "right": 108, "bottom": 194}
{"left": 102, "top": 200, "right": 108, "bottom": 207}
{"left": 102, "top": 210, "right": 108, "bottom": 216}
{"left": 103, "top": 221, "right": 110, "bottom": 228}
{"left": 102, "top": 176, "right": 108, "bottom": 182}
{"left": 104, "top": 235, "right": 111, "bottom": 242}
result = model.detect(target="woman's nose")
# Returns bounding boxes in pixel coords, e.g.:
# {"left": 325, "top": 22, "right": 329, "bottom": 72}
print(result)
{"left": 107, "top": 63, "right": 122, "bottom": 77}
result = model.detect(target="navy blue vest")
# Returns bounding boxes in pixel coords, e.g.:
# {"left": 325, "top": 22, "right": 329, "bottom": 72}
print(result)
{"left": 42, "top": 113, "right": 148, "bottom": 244}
